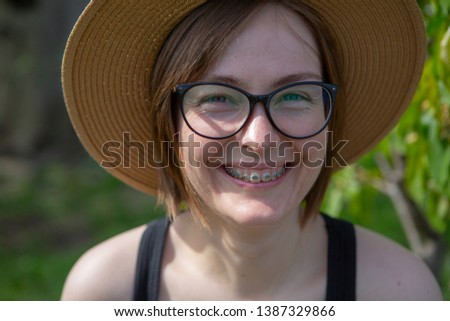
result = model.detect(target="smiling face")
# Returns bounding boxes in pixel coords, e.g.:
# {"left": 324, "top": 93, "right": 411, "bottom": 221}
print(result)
{"left": 177, "top": 4, "right": 327, "bottom": 228}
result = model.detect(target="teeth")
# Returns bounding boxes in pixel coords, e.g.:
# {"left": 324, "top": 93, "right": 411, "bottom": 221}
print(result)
{"left": 262, "top": 172, "right": 272, "bottom": 182}
{"left": 250, "top": 172, "right": 260, "bottom": 183}
{"left": 225, "top": 167, "right": 285, "bottom": 184}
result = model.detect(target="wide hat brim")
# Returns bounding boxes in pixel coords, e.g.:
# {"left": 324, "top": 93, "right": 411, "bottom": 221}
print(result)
{"left": 62, "top": 0, "right": 426, "bottom": 196}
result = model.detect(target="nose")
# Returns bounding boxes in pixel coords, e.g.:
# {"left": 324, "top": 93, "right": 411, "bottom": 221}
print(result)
{"left": 237, "top": 102, "right": 282, "bottom": 147}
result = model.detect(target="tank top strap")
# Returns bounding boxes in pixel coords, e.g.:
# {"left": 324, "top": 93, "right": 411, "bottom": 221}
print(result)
{"left": 322, "top": 214, "right": 357, "bottom": 300}
{"left": 134, "top": 215, "right": 356, "bottom": 300}
{"left": 133, "top": 218, "right": 170, "bottom": 301}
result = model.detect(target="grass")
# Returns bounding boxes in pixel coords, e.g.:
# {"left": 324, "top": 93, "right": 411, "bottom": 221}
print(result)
{"left": 0, "top": 158, "right": 164, "bottom": 300}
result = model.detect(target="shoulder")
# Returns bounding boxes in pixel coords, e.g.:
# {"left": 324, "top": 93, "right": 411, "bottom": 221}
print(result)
{"left": 355, "top": 225, "right": 442, "bottom": 300}
{"left": 61, "top": 224, "right": 147, "bottom": 300}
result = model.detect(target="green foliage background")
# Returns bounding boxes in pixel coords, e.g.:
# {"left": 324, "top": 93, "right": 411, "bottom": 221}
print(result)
{"left": 0, "top": 0, "right": 448, "bottom": 300}
{"left": 322, "top": 0, "right": 450, "bottom": 299}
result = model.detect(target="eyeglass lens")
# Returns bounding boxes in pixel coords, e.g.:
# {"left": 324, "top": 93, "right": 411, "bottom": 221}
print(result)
{"left": 182, "top": 83, "right": 332, "bottom": 139}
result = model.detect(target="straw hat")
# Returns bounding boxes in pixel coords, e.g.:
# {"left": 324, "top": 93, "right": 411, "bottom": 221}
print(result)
{"left": 62, "top": 0, "right": 426, "bottom": 196}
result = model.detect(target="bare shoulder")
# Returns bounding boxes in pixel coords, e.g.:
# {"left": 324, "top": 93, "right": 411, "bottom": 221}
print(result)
{"left": 61, "top": 224, "right": 147, "bottom": 300}
{"left": 355, "top": 225, "right": 442, "bottom": 300}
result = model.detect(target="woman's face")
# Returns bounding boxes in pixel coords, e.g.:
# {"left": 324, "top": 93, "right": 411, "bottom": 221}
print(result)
{"left": 178, "top": 5, "right": 326, "bottom": 228}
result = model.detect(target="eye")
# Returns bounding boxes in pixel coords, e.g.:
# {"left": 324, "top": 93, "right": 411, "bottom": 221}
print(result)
{"left": 198, "top": 94, "right": 241, "bottom": 110}
{"left": 202, "top": 95, "right": 229, "bottom": 103}
{"left": 281, "top": 93, "right": 309, "bottom": 102}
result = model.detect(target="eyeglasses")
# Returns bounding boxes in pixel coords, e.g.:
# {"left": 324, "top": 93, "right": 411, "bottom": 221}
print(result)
{"left": 174, "top": 81, "right": 338, "bottom": 139}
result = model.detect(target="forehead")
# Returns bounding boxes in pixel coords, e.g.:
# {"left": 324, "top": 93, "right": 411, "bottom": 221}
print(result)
{"left": 201, "top": 4, "right": 321, "bottom": 92}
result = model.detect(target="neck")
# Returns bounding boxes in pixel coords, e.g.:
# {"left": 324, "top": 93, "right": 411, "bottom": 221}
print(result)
{"left": 172, "top": 209, "right": 325, "bottom": 299}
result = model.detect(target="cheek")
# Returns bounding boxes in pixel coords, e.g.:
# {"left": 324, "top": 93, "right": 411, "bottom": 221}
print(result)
{"left": 177, "top": 124, "right": 201, "bottom": 187}
{"left": 289, "top": 132, "right": 327, "bottom": 169}
{"left": 177, "top": 121, "right": 199, "bottom": 165}
{"left": 177, "top": 125, "right": 226, "bottom": 186}
{"left": 301, "top": 140, "right": 327, "bottom": 168}
{"left": 178, "top": 136, "right": 225, "bottom": 169}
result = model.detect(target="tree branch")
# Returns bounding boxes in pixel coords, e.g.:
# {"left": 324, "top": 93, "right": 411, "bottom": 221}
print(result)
{"left": 356, "top": 151, "right": 445, "bottom": 276}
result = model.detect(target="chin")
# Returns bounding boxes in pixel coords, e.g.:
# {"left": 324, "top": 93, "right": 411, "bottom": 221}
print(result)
{"left": 215, "top": 201, "right": 297, "bottom": 229}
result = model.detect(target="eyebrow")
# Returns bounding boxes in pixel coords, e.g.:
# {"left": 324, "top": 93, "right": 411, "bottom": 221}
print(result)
{"left": 273, "top": 73, "right": 323, "bottom": 87}
{"left": 203, "top": 72, "right": 323, "bottom": 89}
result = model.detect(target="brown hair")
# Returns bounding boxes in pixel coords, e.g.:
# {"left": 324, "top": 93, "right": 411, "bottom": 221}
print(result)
{"left": 149, "top": 0, "right": 344, "bottom": 226}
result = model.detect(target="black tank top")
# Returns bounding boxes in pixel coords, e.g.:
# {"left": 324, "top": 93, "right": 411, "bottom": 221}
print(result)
{"left": 133, "top": 214, "right": 356, "bottom": 300}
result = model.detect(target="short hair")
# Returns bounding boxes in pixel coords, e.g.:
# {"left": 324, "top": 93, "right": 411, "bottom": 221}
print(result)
{"left": 149, "top": 0, "right": 344, "bottom": 226}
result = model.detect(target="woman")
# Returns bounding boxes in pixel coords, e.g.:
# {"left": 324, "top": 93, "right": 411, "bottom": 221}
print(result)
{"left": 61, "top": 0, "right": 442, "bottom": 300}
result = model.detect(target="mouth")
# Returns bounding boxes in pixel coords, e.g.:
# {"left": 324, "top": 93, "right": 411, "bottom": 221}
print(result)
{"left": 224, "top": 166, "right": 286, "bottom": 184}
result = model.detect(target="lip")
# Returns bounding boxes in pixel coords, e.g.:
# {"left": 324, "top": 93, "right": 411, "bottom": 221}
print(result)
{"left": 220, "top": 165, "right": 288, "bottom": 188}
{"left": 224, "top": 159, "right": 288, "bottom": 169}
{"left": 225, "top": 164, "right": 284, "bottom": 170}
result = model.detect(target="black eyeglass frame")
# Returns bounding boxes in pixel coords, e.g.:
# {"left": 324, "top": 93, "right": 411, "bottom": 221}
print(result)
{"left": 174, "top": 81, "right": 338, "bottom": 140}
